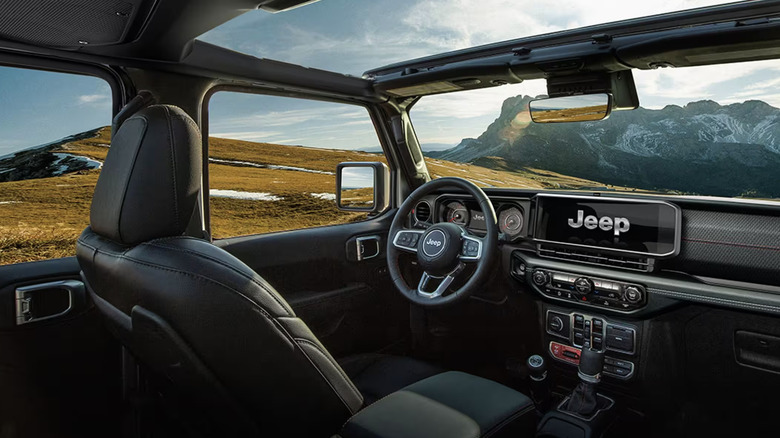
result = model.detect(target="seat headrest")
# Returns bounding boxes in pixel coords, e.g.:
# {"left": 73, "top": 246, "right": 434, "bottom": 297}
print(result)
{"left": 90, "top": 104, "right": 203, "bottom": 246}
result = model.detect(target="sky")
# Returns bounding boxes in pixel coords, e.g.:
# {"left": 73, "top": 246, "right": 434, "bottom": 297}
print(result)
{"left": 5, "top": 0, "right": 780, "bottom": 156}
{"left": 0, "top": 68, "right": 111, "bottom": 156}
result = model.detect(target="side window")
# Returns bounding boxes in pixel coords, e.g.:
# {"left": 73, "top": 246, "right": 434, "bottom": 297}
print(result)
{"left": 0, "top": 67, "right": 111, "bottom": 265}
{"left": 207, "top": 92, "right": 387, "bottom": 238}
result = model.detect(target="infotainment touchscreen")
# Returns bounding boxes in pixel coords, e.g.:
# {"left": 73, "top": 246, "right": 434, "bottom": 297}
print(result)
{"left": 533, "top": 195, "right": 680, "bottom": 257}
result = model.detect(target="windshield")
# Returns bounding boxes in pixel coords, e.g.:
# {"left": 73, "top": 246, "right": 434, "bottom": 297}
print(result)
{"left": 199, "top": 0, "right": 733, "bottom": 76}
{"left": 412, "top": 60, "right": 780, "bottom": 200}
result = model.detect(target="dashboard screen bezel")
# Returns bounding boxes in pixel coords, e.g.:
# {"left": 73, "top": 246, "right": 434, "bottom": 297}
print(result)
{"left": 532, "top": 193, "right": 682, "bottom": 258}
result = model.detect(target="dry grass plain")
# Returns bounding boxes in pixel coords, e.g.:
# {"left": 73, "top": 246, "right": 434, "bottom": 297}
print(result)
{"left": 530, "top": 105, "right": 610, "bottom": 123}
{"left": 0, "top": 128, "right": 636, "bottom": 265}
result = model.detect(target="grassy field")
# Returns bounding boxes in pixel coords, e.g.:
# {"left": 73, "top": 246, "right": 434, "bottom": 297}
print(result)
{"left": 530, "top": 105, "right": 610, "bottom": 123}
{"left": 0, "top": 128, "right": 640, "bottom": 265}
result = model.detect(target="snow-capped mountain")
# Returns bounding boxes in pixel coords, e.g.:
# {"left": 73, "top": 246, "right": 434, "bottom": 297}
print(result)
{"left": 429, "top": 96, "right": 780, "bottom": 197}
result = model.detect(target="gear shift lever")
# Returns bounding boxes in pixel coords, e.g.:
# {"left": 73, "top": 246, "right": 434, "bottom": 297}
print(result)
{"left": 563, "top": 342, "right": 605, "bottom": 416}
{"left": 527, "top": 354, "right": 551, "bottom": 411}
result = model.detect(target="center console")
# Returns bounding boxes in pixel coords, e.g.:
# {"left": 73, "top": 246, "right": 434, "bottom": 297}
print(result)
{"left": 545, "top": 309, "right": 637, "bottom": 379}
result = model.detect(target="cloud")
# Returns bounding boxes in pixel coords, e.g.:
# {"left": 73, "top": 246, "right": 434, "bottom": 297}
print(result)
{"left": 203, "top": 0, "right": 780, "bottom": 149}
{"left": 77, "top": 93, "right": 110, "bottom": 106}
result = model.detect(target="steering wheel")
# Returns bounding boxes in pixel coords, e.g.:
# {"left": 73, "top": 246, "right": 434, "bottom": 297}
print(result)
{"left": 387, "top": 177, "right": 498, "bottom": 307}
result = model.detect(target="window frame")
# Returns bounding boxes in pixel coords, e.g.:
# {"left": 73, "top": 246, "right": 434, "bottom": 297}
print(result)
{"left": 0, "top": 55, "right": 119, "bottom": 265}
{"left": 0, "top": 52, "right": 123, "bottom": 115}
{"left": 201, "top": 84, "right": 398, "bottom": 238}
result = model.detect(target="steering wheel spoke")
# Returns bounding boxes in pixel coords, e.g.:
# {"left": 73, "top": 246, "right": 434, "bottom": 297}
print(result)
{"left": 459, "top": 234, "right": 483, "bottom": 262}
{"left": 417, "top": 263, "right": 465, "bottom": 299}
{"left": 391, "top": 229, "right": 425, "bottom": 254}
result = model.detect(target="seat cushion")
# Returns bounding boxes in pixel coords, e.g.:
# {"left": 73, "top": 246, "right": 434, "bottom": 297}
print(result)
{"left": 340, "top": 371, "right": 536, "bottom": 438}
{"left": 338, "top": 354, "right": 443, "bottom": 405}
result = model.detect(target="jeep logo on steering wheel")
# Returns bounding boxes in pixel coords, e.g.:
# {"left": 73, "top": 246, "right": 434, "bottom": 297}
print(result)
{"left": 422, "top": 230, "right": 447, "bottom": 257}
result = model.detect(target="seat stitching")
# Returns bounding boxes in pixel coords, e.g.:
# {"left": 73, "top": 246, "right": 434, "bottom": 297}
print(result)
{"left": 292, "top": 338, "right": 362, "bottom": 414}
{"left": 145, "top": 240, "right": 294, "bottom": 315}
{"left": 76, "top": 238, "right": 97, "bottom": 251}
{"left": 163, "top": 106, "right": 180, "bottom": 229}
{"left": 113, "top": 115, "right": 148, "bottom": 243}
{"left": 294, "top": 338, "right": 362, "bottom": 401}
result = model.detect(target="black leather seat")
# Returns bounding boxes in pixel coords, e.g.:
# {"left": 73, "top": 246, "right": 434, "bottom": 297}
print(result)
{"left": 77, "top": 100, "right": 534, "bottom": 437}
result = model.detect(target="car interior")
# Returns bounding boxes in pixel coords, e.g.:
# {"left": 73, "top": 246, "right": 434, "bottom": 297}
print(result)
{"left": 1, "top": 0, "right": 780, "bottom": 437}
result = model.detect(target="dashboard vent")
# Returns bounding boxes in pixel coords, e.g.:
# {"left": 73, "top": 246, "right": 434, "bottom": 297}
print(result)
{"left": 538, "top": 244, "right": 654, "bottom": 272}
{"left": 414, "top": 201, "right": 431, "bottom": 223}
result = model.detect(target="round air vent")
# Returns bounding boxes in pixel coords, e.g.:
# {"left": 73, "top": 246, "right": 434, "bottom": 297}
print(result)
{"left": 414, "top": 201, "right": 431, "bottom": 223}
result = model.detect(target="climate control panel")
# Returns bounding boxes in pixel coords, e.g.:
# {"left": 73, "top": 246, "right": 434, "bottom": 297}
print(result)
{"left": 529, "top": 268, "right": 646, "bottom": 311}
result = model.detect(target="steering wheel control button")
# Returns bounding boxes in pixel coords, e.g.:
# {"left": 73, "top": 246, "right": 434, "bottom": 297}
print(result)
{"left": 394, "top": 231, "right": 424, "bottom": 251}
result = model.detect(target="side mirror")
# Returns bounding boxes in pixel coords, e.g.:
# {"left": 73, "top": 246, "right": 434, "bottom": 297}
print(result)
{"left": 336, "top": 162, "right": 390, "bottom": 213}
{"left": 529, "top": 93, "right": 612, "bottom": 123}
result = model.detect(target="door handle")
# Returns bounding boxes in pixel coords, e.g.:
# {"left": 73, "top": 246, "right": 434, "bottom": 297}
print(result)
{"left": 15, "top": 280, "right": 86, "bottom": 325}
{"left": 356, "top": 235, "right": 381, "bottom": 261}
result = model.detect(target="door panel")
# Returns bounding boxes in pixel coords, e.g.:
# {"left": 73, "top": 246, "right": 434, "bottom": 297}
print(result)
{"left": 0, "top": 258, "right": 120, "bottom": 438}
{"left": 215, "top": 212, "right": 410, "bottom": 358}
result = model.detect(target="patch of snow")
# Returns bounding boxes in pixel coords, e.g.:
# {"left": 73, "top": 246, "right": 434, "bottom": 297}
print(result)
{"left": 0, "top": 201, "right": 21, "bottom": 205}
{"left": 51, "top": 153, "right": 102, "bottom": 175}
{"left": 209, "top": 158, "right": 334, "bottom": 175}
{"left": 210, "top": 189, "right": 283, "bottom": 201}
{"left": 612, "top": 124, "right": 665, "bottom": 157}
{"left": 310, "top": 192, "right": 336, "bottom": 201}
{"left": 469, "top": 179, "right": 494, "bottom": 187}
{"left": 0, "top": 168, "right": 14, "bottom": 174}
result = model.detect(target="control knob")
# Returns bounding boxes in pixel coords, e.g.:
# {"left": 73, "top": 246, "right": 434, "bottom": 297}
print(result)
{"left": 624, "top": 286, "right": 643, "bottom": 303}
{"left": 549, "top": 316, "right": 564, "bottom": 333}
{"left": 532, "top": 270, "right": 549, "bottom": 286}
{"left": 574, "top": 277, "right": 593, "bottom": 294}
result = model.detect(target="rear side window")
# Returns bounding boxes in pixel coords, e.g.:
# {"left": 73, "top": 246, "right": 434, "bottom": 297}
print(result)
{"left": 0, "top": 66, "right": 111, "bottom": 265}
{"left": 207, "top": 92, "right": 387, "bottom": 238}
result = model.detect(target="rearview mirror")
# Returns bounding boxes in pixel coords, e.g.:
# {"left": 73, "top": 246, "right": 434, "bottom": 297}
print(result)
{"left": 336, "top": 162, "right": 390, "bottom": 213}
{"left": 529, "top": 94, "right": 612, "bottom": 123}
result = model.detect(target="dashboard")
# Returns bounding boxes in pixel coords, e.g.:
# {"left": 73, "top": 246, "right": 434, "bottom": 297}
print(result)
{"left": 408, "top": 189, "right": 780, "bottom": 316}
{"left": 406, "top": 188, "right": 780, "bottom": 388}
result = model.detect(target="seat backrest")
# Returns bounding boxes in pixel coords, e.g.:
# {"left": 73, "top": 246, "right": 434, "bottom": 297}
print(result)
{"left": 77, "top": 103, "right": 363, "bottom": 436}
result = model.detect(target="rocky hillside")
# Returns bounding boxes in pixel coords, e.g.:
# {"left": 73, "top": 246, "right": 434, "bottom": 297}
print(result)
{"left": 0, "top": 128, "right": 105, "bottom": 182}
{"left": 429, "top": 96, "right": 780, "bottom": 197}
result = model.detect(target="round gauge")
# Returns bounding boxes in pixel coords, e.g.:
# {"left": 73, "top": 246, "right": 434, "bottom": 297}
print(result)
{"left": 445, "top": 201, "right": 470, "bottom": 226}
{"left": 499, "top": 207, "right": 524, "bottom": 237}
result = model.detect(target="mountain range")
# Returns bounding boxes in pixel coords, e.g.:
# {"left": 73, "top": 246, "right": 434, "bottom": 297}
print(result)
{"left": 428, "top": 96, "right": 780, "bottom": 197}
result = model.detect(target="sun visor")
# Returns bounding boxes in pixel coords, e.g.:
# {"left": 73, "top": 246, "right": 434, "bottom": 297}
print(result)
{"left": 0, "top": 0, "right": 156, "bottom": 48}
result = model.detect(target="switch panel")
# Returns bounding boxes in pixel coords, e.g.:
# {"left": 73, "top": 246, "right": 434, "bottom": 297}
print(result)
{"left": 549, "top": 342, "right": 635, "bottom": 380}
{"left": 545, "top": 310, "right": 637, "bottom": 355}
